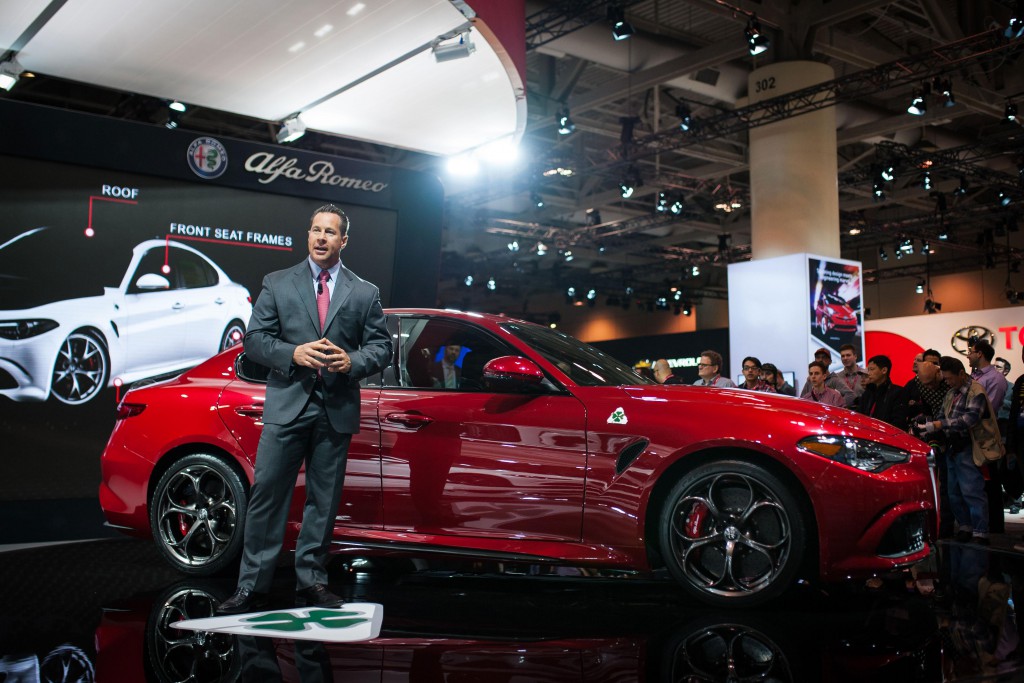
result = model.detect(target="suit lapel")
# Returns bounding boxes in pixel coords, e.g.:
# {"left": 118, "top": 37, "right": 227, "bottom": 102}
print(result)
{"left": 291, "top": 262, "right": 320, "bottom": 333}
{"left": 324, "top": 266, "right": 355, "bottom": 331}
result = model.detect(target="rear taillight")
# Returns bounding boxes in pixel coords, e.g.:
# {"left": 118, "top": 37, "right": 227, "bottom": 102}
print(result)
{"left": 116, "top": 402, "right": 146, "bottom": 420}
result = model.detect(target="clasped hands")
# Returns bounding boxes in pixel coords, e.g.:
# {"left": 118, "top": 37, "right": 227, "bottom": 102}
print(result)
{"left": 914, "top": 415, "right": 939, "bottom": 434}
{"left": 294, "top": 338, "right": 352, "bottom": 374}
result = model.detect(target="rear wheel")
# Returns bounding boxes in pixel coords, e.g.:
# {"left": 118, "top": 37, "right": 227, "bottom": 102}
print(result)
{"left": 150, "top": 453, "right": 247, "bottom": 575}
{"left": 219, "top": 319, "right": 246, "bottom": 351}
{"left": 658, "top": 460, "right": 806, "bottom": 607}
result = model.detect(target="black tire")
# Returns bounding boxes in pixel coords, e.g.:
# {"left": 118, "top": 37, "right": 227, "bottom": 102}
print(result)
{"left": 150, "top": 453, "right": 248, "bottom": 575}
{"left": 219, "top": 319, "right": 246, "bottom": 351}
{"left": 50, "top": 330, "right": 109, "bottom": 405}
{"left": 658, "top": 460, "right": 806, "bottom": 607}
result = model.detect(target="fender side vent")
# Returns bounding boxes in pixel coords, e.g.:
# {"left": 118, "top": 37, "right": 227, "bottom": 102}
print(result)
{"left": 616, "top": 439, "right": 649, "bottom": 475}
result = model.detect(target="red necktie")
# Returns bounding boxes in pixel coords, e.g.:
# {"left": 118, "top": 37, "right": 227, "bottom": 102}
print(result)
{"left": 317, "top": 269, "right": 330, "bottom": 332}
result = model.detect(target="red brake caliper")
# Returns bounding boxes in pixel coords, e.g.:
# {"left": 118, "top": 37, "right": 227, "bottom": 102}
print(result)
{"left": 684, "top": 501, "right": 710, "bottom": 538}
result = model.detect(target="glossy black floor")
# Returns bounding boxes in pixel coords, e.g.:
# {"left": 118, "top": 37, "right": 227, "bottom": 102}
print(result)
{"left": 4, "top": 535, "right": 1024, "bottom": 683}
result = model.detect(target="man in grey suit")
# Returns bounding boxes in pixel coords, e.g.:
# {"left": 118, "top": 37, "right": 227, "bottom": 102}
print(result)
{"left": 217, "top": 204, "right": 392, "bottom": 614}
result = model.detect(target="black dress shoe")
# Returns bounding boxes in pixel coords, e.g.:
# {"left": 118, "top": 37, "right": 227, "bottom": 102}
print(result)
{"left": 296, "top": 583, "right": 344, "bottom": 608}
{"left": 216, "top": 587, "right": 269, "bottom": 615}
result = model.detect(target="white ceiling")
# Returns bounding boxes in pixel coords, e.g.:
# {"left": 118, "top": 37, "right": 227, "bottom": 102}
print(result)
{"left": 1, "top": 0, "right": 524, "bottom": 156}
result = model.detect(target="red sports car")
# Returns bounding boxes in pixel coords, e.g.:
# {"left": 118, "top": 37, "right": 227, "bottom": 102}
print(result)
{"left": 99, "top": 309, "right": 936, "bottom": 607}
{"left": 814, "top": 292, "right": 859, "bottom": 335}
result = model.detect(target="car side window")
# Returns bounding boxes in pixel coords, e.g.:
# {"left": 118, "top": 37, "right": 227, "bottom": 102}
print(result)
{"left": 175, "top": 251, "right": 218, "bottom": 289}
{"left": 127, "top": 248, "right": 176, "bottom": 294}
{"left": 361, "top": 314, "right": 398, "bottom": 388}
{"left": 389, "top": 317, "right": 516, "bottom": 392}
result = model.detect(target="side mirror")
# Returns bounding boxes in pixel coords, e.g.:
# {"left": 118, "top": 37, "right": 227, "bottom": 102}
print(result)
{"left": 135, "top": 273, "right": 170, "bottom": 290}
{"left": 234, "top": 352, "right": 270, "bottom": 384}
{"left": 482, "top": 355, "right": 545, "bottom": 392}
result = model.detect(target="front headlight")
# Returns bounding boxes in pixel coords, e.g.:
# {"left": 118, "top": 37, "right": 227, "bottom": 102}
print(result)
{"left": 798, "top": 435, "right": 910, "bottom": 473}
{"left": 0, "top": 319, "right": 59, "bottom": 340}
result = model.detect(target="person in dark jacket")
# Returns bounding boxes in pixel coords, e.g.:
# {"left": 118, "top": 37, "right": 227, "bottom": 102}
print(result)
{"left": 857, "top": 355, "right": 905, "bottom": 428}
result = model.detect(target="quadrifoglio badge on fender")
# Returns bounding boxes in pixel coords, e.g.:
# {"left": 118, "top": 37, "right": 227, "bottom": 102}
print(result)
{"left": 243, "top": 152, "right": 388, "bottom": 191}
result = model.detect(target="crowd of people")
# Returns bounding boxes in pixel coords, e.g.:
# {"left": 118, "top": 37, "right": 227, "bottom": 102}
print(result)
{"left": 653, "top": 340, "right": 1024, "bottom": 546}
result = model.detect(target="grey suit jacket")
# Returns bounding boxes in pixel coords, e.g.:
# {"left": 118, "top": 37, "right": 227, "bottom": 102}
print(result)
{"left": 243, "top": 260, "right": 392, "bottom": 431}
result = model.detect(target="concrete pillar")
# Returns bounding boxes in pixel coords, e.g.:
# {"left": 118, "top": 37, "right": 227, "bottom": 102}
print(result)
{"left": 748, "top": 62, "right": 839, "bottom": 259}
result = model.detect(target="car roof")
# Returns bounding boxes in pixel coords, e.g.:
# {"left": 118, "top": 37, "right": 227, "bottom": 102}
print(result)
{"left": 385, "top": 309, "right": 536, "bottom": 327}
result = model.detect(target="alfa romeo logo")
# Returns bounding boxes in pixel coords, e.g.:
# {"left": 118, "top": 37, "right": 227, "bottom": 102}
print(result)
{"left": 187, "top": 137, "right": 228, "bottom": 179}
{"left": 950, "top": 326, "right": 993, "bottom": 356}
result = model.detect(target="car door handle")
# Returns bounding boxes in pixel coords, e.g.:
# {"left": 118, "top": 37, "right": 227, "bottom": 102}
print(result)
{"left": 172, "top": 302, "right": 184, "bottom": 310}
{"left": 235, "top": 405, "right": 264, "bottom": 419}
{"left": 384, "top": 412, "right": 433, "bottom": 429}
{"left": 214, "top": 297, "right": 225, "bottom": 305}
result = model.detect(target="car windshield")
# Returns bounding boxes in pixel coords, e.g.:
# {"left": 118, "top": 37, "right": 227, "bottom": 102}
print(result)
{"left": 502, "top": 321, "right": 654, "bottom": 387}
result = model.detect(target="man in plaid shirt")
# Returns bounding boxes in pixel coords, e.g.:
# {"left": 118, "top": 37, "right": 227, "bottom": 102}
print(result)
{"left": 916, "top": 356, "right": 990, "bottom": 544}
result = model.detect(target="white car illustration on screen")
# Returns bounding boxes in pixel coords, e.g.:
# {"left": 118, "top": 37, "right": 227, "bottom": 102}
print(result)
{"left": 0, "top": 228, "right": 252, "bottom": 405}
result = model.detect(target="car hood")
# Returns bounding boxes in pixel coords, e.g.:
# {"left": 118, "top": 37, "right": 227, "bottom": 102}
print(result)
{"left": 621, "top": 384, "right": 923, "bottom": 453}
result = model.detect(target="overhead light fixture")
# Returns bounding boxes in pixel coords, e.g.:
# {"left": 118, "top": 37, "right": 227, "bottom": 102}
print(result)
{"left": 507, "top": 240, "right": 519, "bottom": 252}
{"left": 899, "top": 238, "right": 915, "bottom": 254}
{"left": 676, "top": 103, "right": 692, "bottom": 131}
{"left": 608, "top": 5, "right": 635, "bottom": 40}
{"left": 915, "top": 279, "right": 925, "bottom": 294}
{"left": 691, "top": 265, "right": 700, "bottom": 277}
{"left": 486, "top": 277, "right": 496, "bottom": 291}
{"left": 924, "top": 292, "right": 942, "bottom": 313}
{"left": 556, "top": 108, "right": 575, "bottom": 135}
{"left": 682, "top": 303, "right": 692, "bottom": 316}
{"left": 530, "top": 191, "right": 545, "bottom": 208}
{"left": 1006, "top": 2, "right": 1023, "bottom": 38}
{"left": 881, "top": 165, "right": 896, "bottom": 182}
{"left": 536, "top": 242, "right": 547, "bottom": 256}
{"left": 670, "top": 199, "right": 683, "bottom": 214}
{"left": 932, "top": 77, "right": 955, "bottom": 107}
{"left": 745, "top": 14, "right": 770, "bottom": 56}
{"left": 464, "top": 275, "right": 474, "bottom": 287}
{"left": 879, "top": 246, "right": 888, "bottom": 261}
{"left": 585, "top": 208, "right": 602, "bottom": 225}
{"left": 432, "top": 32, "right": 475, "bottom": 62}
{"left": 907, "top": 84, "right": 929, "bottom": 116}
{"left": 446, "top": 152, "right": 479, "bottom": 176}
{"left": 169, "top": 100, "right": 187, "bottom": 113}
{"left": 620, "top": 166, "right": 642, "bottom": 198}
{"left": 1000, "top": 189, "right": 1014, "bottom": 207}
{"left": 620, "top": 181, "right": 635, "bottom": 199}
{"left": 1007, "top": 101, "right": 1019, "bottom": 122}
{"left": 922, "top": 171, "right": 932, "bottom": 190}
{"left": 921, "top": 240, "right": 932, "bottom": 254}
{"left": 954, "top": 175, "right": 969, "bottom": 196}
{"left": 276, "top": 115, "right": 306, "bottom": 143}
{"left": 165, "top": 110, "right": 180, "bottom": 129}
{"left": 873, "top": 176, "right": 886, "bottom": 201}
{"left": 0, "top": 58, "right": 23, "bottom": 91}
{"left": 656, "top": 192, "right": 668, "bottom": 212}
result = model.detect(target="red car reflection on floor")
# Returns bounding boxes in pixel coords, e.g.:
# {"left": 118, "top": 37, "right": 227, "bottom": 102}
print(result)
{"left": 99, "top": 309, "right": 935, "bottom": 607}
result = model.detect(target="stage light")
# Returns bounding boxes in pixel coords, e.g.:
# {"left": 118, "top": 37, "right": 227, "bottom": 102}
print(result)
{"left": 586, "top": 288, "right": 597, "bottom": 300}
{"left": 169, "top": 100, "right": 186, "bottom": 113}
{"left": 745, "top": 14, "right": 770, "bottom": 55}
{"left": 879, "top": 246, "right": 888, "bottom": 261}
{"left": 938, "top": 229, "right": 949, "bottom": 240}
{"left": 432, "top": 32, "right": 475, "bottom": 62}
{"left": 933, "top": 77, "right": 955, "bottom": 107}
{"left": 922, "top": 172, "right": 932, "bottom": 190}
{"left": 165, "top": 110, "right": 180, "bottom": 129}
{"left": 670, "top": 199, "right": 683, "bottom": 214}
{"left": 486, "top": 277, "right": 496, "bottom": 291}
{"left": 1005, "top": 101, "right": 1018, "bottom": 122}
{"left": 536, "top": 242, "right": 547, "bottom": 256}
{"left": 557, "top": 108, "right": 575, "bottom": 135}
{"left": 563, "top": 250, "right": 574, "bottom": 262}
{"left": 954, "top": 175, "right": 968, "bottom": 196}
{"left": 899, "top": 238, "right": 914, "bottom": 254}
{"left": 276, "top": 115, "right": 306, "bottom": 143}
{"left": 566, "top": 286, "right": 576, "bottom": 298}
{"left": 682, "top": 303, "right": 692, "bottom": 316}
{"left": 464, "top": 275, "right": 474, "bottom": 286}
{"left": 691, "top": 265, "right": 700, "bottom": 277}
{"left": 921, "top": 240, "right": 931, "bottom": 255}
{"left": 924, "top": 294, "right": 942, "bottom": 313}
{"left": 608, "top": 5, "right": 635, "bottom": 40}
{"left": 507, "top": 240, "right": 519, "bottom": 252}
{"left": 1000, "top": 189, "right": 1013, "bottom": 207}
{"left": 656, "top": 192, "right": 668, "bottom": 212}
{"left": 1006, "top": 2, "right": 1023, "bottom": 38}
{"left": 0, "top": 59, "right": 23, "bottom": 91}
{"left": 881, "top": 165, "right": 896, "bottom": 182}
{"left": 531, "top": 192, "right": 545, "bottom": 208}
{"left": 907, "top": 84, "right": 930, "bottom": 116}
{"left": 915, "top": 280, "right": 925, "bottom": 294}
{"left": 585, "top": 208, "right": 602, "bottom": 225}
{"left": 676, "top": 103, "right": 692, "bottom": 131}
{"left": 873, "top": 178, "right": 886, "bottom": 201}
{"left": 446, "top": 153, "right": 479, "bottom": 176}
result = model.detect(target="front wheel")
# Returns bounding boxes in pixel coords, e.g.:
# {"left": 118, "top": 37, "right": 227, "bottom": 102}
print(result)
{"left": 658, "top": 460, "right": 807, "bottom": 607}
{"left": 51, "top": 330, "right": 109, "bottom": 405}
{"left": 150, "top": 453, "right": 248, "bottom": 575}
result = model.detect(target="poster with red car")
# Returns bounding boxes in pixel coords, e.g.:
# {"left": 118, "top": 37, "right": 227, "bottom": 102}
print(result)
{"left": 809, "top": 257, "right": 863, "bottom": 359}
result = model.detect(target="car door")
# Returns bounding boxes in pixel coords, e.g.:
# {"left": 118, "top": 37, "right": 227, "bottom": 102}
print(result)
{"left": 378, "top": 315, "right": 588, "bottom": 541}
{"left": 217, "top": 353, "right": 385, "bottom": 529}
{"left": 120, "top": 245, "right": 190, "bottom": 377}
{"left": 169, "top": 247, "right": 232, "bottom": 361}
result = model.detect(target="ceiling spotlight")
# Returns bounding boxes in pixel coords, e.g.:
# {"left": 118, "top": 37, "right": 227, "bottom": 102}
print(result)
{"left": 432, "top": 32, "right": 475, "bottom": 62}
{"left": 939, "top": 229, "right": 949, "bottom": 240}
{"left": 954, "top": 175, "right": 969, "bottom": 196}
{"left": 464, "top": 275, "right": 474, "bottom": 287}
{"left": 899, "top": 238, "right": 915, "bottom": 254}
{"left": 879, "top": 246, "right": 888, "bottom": 261}
{"left": 745, "top": 14, "right": 770, "bottom": 56}
{"left": 676, "top": 103, "right": 692, "bottom": 131}
{"left": 557, "top": 108, "right": 575, "bottom": 135}
{"left": 536, "top": 242, "right": 547, "bottom": 256}
{"left": 907, "top": 87, "right": 928, "bottom": 116}
{"left": 656, "top": 192, "right": 668, "bottom": 212}
{"left": 922, "top": 172, "right": 932, "bottom": 191}
{"left": 1006, "top": 3, "right": 1023, "bottom": 38}
{"left": 881, "top": 165, "right": 896, "bottom": 182}
{"left": 507, "top": 240, "right": 519, "bottom": 252}
{"left": 585, "top": 208, "right": 602, "bottom": 226}
{"left": 564, "top": 250, "right": 574, "bottom": 262}
{"left": 566, "top": 286, "right": 576, "bottom": 300}
{"left": 873, "top": 178, "right": 886, "bottom": 201}
{"left": 276, "top": 115, "right": 306, "bottom": 143}
{"left": 924, "top": 293, "right": 942, "bottom": 314}
{"left": 691, "top": 265, "right": 700, "bottom": 277}
{"left": 620, "top": 181, "right": 635, "bottom": 199}
{"left": 1005, "top": 101, "right": 1018, "bottom": 122}
{"left": 670, "top": 199, "right": 683, "bottom": 214}
{"left": 921, "top": 240, "right": 931, "bottom": 255}
{"left": 0, "top": 58, "right": 23, "bottom": 91}
{"left": 169, "top": 100, "right": 187, "bottom": 113}
{"left": 1000, "top": 189, "right": 1014, "bottom": 207}
{"left": 165, "top": 110, "right": 180, "bottom": 129}
{"left": 530, "top": 191, "right": 545, "bottom": 208}
{"left": 932, "top": 77, "right": 955, "bottom": 107}
{"left": 586, "top": 288, "right": 597, "bottom": 300}
{"left": 486, "top": 277, "right": 496, "bottom": 291}
{"left": 682, "top": 303, "right": 692, "bottom": 316}
{"left": 915, "top": 279, "right": 925, "bottom": 294}
{"left": 608, "top": 5, "right": 635, "bottom": 40}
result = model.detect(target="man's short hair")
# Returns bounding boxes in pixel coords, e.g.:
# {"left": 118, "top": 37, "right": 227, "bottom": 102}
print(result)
{"left": 922, "top": 349, "right": 942, "bottom": 363}
{"left": 701, "top": 350, "right": 723, "bottom": 368}
{"left": 742, "top": 356, "right": 762, "bottom": 369}
{"left": 839, "top": 344, "right": 857, "bottom": 355}
{"left": 808, "top": 360, "right": 829, "bottom": 374}
{"left": 971, "top": 339, "right": 995, "bottom": 362}
{"left": 311, "top": 204, "right": 350, "bottom": 235}
{"left": 939, "top": 355, "right": 966, "bottom": 374}
{"left": 867, "top": 355, "right": 892, "bottom": 374}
